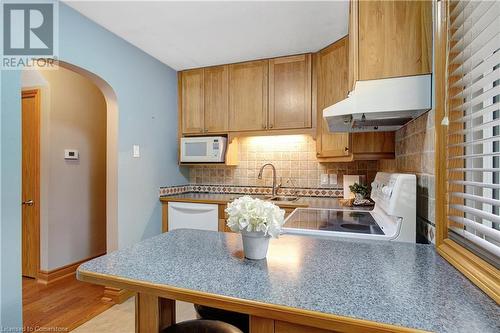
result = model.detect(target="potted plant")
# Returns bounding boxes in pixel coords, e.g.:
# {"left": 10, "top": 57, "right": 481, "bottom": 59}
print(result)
{"left": 225, "top": 196, "right": 285, "bottom": 260}
{"left": 348, "top": 183, "right": 370, "bottom": 200}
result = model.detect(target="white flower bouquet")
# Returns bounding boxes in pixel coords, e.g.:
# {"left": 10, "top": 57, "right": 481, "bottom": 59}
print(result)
{"left": 225, "top": 196, "right": 286, "bottom": 259}
{"left": 225, "top": 196, "right": 286, "bottom": 238}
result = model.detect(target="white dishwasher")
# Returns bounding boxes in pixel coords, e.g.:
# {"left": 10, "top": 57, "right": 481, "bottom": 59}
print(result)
{"left": 167, "top": 202, "right": 219, "bottom": 231}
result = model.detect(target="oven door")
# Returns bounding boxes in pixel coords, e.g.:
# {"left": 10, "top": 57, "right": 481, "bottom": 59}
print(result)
{"left": 180, "top": 138, "right": 224, "bottom": 163}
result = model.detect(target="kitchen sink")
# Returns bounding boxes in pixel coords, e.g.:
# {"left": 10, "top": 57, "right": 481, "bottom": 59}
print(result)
{"left": 266, "top": 196, "right": 299, "bottom": 202}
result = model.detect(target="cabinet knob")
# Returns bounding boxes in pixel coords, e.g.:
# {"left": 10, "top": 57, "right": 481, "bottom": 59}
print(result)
{"left": 344, "top": 147, "right": 349, "bottom": 152}
{"left": 262, "top": 124, "right": 266, "bottom": 129}
{"left": 269, "top": 124, "right": 273, "bottom": 129}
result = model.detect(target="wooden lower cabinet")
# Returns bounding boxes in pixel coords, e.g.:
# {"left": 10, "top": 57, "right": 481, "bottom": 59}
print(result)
{"left": 218, "top": 204, "right": 233, "bottom": 232}
{"left": 275, "top": 321, "right": 338, "bottom": 333}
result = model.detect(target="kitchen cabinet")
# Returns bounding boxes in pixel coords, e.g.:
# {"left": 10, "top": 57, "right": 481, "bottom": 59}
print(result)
{"left": 352, "top": 0, "right": 432, "bottom": 82}
{"left": 204, "top": 65, "right": 229, "bottom": 133}
{"left": 315, "top": 37, "right": 352, "bottom": 160}
{"left": 348, "top": 0, "right": 358, "bottom": 92}
{"left": 269, "top": 54, "right": 312, "bottom": 130}
{"left": 275, "top": 321, "right": 335, "bottom": 333}
{"left": 228, "top": 60, "right": 269, "bottom": 131}
{"left": 181, "top": 69, "right": 204, "bottom": 134}
{"left": 180, "top": 55, "right": 314, "bottom": 136}
{"left": 314, "top": 37, "right": 396, "bottom": 161}
{"left": 180, "top": 66, "right": 228, "bottom": 135}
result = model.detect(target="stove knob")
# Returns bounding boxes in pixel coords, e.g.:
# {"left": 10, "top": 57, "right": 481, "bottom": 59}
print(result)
{"left": 382, "top": 186, "right": 392, "bottom": 195}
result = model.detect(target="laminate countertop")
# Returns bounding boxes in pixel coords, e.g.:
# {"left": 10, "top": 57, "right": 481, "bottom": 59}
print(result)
{"left": 159, "top": 192, "right": 371, "bottom": 210}
{"left": 78, "top": 229, "right": 499, "bottom": 333}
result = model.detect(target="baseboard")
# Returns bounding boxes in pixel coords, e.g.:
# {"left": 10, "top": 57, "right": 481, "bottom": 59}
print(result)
{"left": 102, "top": 286, "right": 135, "bottom": 304}
{"left": 37, "top": 252, "right": 106, "bottom": 285}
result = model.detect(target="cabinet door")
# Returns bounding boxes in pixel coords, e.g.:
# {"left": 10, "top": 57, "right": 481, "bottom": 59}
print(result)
{"left": 228, "top": 60, "right": 268, "bottom": 131}
{"left": 181, "top": 69, "right": 204, "bottom": 134}
{"left": 358, "top": 0, "right": 432, "bottom": 80}
{"left": 316, "top": 38, "right": 351, "bottom": 158}
{"left": 204, "top": 65, "right": 229, "bottom": 133}
{"left": 269, "top": 54, "right": 312, "bottom": 130}
{"left": 348, "top": 0, "right": 358, "bottom": 93}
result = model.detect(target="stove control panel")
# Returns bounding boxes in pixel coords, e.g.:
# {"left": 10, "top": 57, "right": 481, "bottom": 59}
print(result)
{"left": 371, "top": 172, "right": 416, "bottom": 217}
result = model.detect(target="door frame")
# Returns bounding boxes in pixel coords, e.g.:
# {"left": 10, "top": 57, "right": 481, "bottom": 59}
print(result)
{"left": 21, "top": 89, "right": 41, "bottom": 279}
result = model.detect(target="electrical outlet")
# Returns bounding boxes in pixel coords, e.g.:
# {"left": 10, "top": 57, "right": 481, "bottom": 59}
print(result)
{"left": 329, "top": 173, "right": 338, "bottom": 185}
{"left": 320, "top": 173, "right": 329, "bottom": 185}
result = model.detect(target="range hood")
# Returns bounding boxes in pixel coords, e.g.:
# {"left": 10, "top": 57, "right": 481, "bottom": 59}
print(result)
{"left": 323, "top": 74, "right": 432, "bottom": 132}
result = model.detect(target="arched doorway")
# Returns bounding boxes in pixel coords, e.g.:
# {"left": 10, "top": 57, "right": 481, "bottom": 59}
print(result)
{"left": 20, "top": 61, "right": 119, "bottom": 331}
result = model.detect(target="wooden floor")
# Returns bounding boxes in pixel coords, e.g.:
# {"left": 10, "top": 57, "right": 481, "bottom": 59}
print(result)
{"left": 23, "top": 276, "right": 112, "bottom": 332}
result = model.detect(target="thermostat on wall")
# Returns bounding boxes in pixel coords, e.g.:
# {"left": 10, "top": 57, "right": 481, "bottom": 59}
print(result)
{"left": 64, "top": 149, "right": 79, "bottom": 160}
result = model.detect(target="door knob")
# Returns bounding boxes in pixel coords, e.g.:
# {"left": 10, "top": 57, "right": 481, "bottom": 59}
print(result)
{"left": 22, "top": 200, "right": 34, "bottom": 206}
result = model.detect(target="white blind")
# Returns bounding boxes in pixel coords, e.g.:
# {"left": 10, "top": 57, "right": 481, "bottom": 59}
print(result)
{"left": 446, "top": 0, "right": 500, "bottom": 261}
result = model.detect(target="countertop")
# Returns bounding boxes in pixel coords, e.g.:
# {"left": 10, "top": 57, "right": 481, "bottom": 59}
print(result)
{"left": 78, "top": 229, "right": 499, "bottom": 333}
{"left": 160, "top": 192, "right": 372, "bottom": 210}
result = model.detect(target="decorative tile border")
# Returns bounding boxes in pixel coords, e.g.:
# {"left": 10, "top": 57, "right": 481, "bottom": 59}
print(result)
{"left": 159, "top": 184, "right": 343, "bottom": 198}
{"left": 158, "top": 185, "right": 191, "bottom": 196}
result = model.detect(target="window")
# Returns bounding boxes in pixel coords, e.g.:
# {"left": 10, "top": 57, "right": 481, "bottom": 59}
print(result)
{"left": 435, "top": 0, "right": 499, "bottom": 302}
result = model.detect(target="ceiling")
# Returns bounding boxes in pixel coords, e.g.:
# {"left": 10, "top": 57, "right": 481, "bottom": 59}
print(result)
{"left": 64, "top": 1, "right": 349, "bottom": 70}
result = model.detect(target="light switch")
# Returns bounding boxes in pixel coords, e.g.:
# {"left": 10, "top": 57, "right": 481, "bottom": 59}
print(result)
{"left": 133, "top": 145, "right": 140, "bottom": 158}
{"left": 329, "top": 173, "right": 338, "bottom": 185}
{"left": 320, "top": 173, "right": 329, "bottom": 185}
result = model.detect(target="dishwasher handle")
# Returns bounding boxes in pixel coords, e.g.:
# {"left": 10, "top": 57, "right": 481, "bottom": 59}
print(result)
{"left": 169, "top": 204, "right": 217, "bottom": 215}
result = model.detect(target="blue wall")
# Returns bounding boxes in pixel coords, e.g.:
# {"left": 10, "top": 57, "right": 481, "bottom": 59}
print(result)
{"left": 1, "top": 2, "right": 187, "bottom": 327}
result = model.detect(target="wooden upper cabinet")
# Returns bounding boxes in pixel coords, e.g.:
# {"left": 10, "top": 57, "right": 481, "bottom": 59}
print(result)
{"left": 315, "top": 38, "right": 351, "bottom": 159}
{"left": 228, "top": 60, "right": 268, "bottom": 132}
{"left": 269, "top": 54, "right": 312, "bottom": 130}
{"left": 181, "top": 69, "right": 204, "bottom": 134}
{"left": 348, "top": 0, "right": 359, "bottom": 92}
{"left": 357, "top": 0, "right": 432, "bottom": 80}
{"left": 204, "top": 65, "right": 229, "bottom": 133}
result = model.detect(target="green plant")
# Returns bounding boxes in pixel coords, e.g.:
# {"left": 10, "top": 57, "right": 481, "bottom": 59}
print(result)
{"left": 349, "top": 183, "right": 369, "bottom": 198}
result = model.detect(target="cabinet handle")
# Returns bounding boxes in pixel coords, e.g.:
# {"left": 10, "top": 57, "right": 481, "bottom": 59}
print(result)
{"left": 269, "top": 124, "right": 273, "bottom": 129}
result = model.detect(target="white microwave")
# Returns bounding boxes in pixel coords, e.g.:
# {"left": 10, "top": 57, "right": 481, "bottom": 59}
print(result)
{"left": 180, "top": 136, "right": 227, "bottom": 163}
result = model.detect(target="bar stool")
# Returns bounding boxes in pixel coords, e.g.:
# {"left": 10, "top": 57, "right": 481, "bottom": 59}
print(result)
{"left": 162, "top": 319, "right": 243, "bottom": 333}
{"left": 194, "top": 304, "right": 249, "bottom": 333}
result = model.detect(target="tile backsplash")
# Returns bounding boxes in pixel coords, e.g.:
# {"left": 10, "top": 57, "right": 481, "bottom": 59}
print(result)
{"left": 380, "top": 110, "right": 436, "bottom": 244}
{"left": 188, "top": 135, "right": 379, "bottom": 189}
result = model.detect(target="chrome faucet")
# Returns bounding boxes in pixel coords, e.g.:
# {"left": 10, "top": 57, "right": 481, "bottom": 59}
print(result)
{"left": 257, "top": 163, "right": 281, "bottom": 197}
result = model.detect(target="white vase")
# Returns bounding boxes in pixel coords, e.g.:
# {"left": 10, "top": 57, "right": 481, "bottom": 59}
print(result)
{"left": 241, "top": 230, "right": 270, "bottom": 260}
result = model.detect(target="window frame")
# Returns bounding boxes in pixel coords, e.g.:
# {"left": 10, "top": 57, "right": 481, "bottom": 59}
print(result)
{"left": 434, "top": 0, "right": 500, "bottom": 303}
